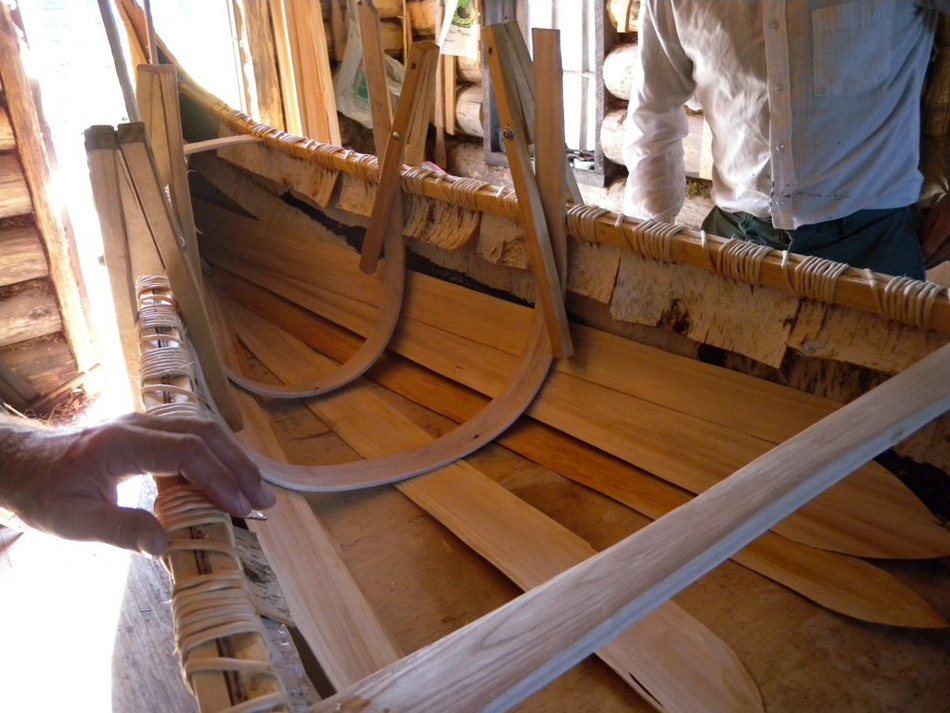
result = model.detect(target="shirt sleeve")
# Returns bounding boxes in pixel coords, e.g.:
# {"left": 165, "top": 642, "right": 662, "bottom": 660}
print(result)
{"left": 622, "top": 0, "right": 697, "bottom": 222}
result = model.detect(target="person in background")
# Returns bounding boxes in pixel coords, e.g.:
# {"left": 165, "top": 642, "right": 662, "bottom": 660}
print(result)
{"left": 0, "top": 410, "right": 275, "bottom": 557}
{"left": 623, "top": 0, "right": 950, "bottom": 280}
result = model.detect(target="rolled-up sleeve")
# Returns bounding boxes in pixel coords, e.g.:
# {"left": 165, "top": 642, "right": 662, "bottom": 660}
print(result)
{"left": 622, "top": 0, "right": 697, "bottom": 222}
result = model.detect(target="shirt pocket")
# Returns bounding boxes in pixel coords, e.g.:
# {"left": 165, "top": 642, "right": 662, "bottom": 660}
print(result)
{"left": 812, "top": 1, "right": 894, "bottom": 96}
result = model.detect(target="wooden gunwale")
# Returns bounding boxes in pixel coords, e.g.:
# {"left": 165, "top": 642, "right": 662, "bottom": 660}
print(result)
{"left": 178, "top": 77, "right": 950, "bottom": 334}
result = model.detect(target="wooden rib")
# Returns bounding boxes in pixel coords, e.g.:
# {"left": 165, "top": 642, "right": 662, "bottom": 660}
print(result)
{"left": 225, "top": 18, "right": 405, "bottom": 401}
{"left": 116, "top": 123, "right": 243, "bottom": 430}
{"left": 224, "top": 229, "right": 403, "bottom": 399}
{"left": 206, "top": 285, "right": 403, "bottom": 687}
{"left": 221, "top": 295, "right": 764, "bottom": 713}
{"left": 359, "top": 42, "right": 439, "bottom": 274}
{"left": 197, "top": 221, "right": 950, "bottom": 559}
{"left": 484, "top": 25, "right": 573, "bottom": 357}
{"left": 84, "top": 126, "right": 140, "bottom": 403}
{"left": 213, "top": 272, "right": 948, "bottom": 629}
{"left": 533, "top": 29, "right": 567, "bottom": 272}
{"left": 313, "top": 342, "right": 950, "bottom": 713}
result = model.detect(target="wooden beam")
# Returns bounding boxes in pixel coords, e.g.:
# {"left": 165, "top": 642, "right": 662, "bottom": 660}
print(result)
{"left": 84, "top": 126, "right": 140, "bottom": 404}
{"left": 97, "top": 0, "right": 141, "bottom": 122}
{"left": 136, "top": 64, "right": 200, "bottom": 276}
{"left": 0, "top": 226, "right": 48, "bottom": 287}
{"left": 313, "top": 341, "right": 950, "bottom": 712}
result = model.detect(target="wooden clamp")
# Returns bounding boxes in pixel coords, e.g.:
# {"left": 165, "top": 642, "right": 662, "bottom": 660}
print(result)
{"left": 360, "top": 41, "right": 440, "bottom": 274}
{"left": 485, "top": 24, "right": 573, "bottom": 358}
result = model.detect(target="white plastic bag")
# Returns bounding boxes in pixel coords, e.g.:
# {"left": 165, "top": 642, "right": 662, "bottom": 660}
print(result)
{"left": 333, "top": 0, "right": 405, "bottom": 129}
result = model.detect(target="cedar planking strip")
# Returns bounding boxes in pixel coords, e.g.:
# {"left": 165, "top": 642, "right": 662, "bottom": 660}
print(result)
{"left": 211, "top": 271, "right": 947, "bottom": 630}
{"left": 196, "top": 215, "right": 950, "bottom": 559}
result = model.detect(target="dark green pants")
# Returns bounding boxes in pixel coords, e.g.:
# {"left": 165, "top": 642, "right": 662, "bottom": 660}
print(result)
{"left": 701, "top": 205, "right": 926, "bottom": 279}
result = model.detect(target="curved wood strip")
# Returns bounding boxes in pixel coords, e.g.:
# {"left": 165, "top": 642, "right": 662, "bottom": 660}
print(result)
{"left": 227, "top": 300, "right": 553, "bottom": 492}
{"left": 223, "top": 221, "right": 405, "bottom": 399}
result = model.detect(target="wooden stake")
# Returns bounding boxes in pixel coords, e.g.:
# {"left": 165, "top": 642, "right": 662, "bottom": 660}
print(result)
{"left": 484, "top": 24, "right": 572, "bottom": 357}
{"left": 97, "top": 0, "right": 141, "bottom": 122}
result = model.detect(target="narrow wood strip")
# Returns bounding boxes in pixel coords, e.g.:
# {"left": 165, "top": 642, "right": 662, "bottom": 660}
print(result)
{"left": 206, "top": 286, "right": 403, "bottom": 687}
{"left": 199, "top": 222, "right": 950, "bottom": 558}
{"left": 183, "top": 135, "right": 264, "bottom": 155}
{"left": 84, "top": 127, "right": 141, "bottom": 403}
{"left": 210, "top": 272, "right": 950, "bottom": 629}
{"left": 96, "top": 0, "right": 140, "bottom": 122}
{"left": 311, "top": 342, "right": 950, "bottom": 713}
{"left": 357, "top": 0, "right": 394, "bottom": 148}
{"left": 116, "top": 123, "right": 243, "bottom": 430}
{"left": 267, "top": 0, "right": 302, "bottom": 135}
{"left": 484, "top": 25, "right": 572, "bottom": 357}
{"left": 359, "top": 42, "right": 439, "bottom": 274}
{"left": 222, "top": 296, "right": 764, "bottom": 713}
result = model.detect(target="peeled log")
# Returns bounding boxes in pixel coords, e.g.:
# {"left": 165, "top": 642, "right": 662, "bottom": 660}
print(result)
{"left": 604, "top": 43, "right": 639, "bottom": 102}
{"left": 455, "top": 84, "right": 483, "bottom": 137}
{"left": 457, "top": 53, "right": 481, "bottom": 84}
{"left": 407, "top": 0, "right": 435, "bottom": 36}
{"left": 607, "top": 0, "right": 640, "bottom": 32}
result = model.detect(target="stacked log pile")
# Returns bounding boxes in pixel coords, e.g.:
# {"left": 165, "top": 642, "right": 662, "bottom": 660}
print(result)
{"left": 0, "top": 8, "right": 93, "bottom": 413}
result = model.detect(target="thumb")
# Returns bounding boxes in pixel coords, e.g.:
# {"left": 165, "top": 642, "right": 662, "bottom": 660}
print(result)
{"left": 83, "top": 504, "right": 169, "bottom": 557}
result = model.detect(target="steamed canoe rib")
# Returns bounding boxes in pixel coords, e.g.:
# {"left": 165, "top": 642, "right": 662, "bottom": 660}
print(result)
{"left": 221, "top": 296, "right": 765, "bottom": 713}
{"left": 198, "top": 215, "right": 950, "bottom": 559}
{"left": 212, "top": 271, "right": 947, "bottom": 630}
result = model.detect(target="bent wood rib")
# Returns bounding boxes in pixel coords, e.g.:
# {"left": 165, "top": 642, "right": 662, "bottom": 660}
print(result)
{"left": 311, "top": 342, "right": 950, "bottom": 713}
{"left": 223, "top": 219, "right": 405, "bottom": 399}
{"left": 223, "top": 35, "right": 420, "bottom": 400}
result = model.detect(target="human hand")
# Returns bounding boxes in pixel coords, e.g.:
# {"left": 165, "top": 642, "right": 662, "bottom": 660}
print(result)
{"left": 0, "top": 412, "right": 275, "bottom": 556}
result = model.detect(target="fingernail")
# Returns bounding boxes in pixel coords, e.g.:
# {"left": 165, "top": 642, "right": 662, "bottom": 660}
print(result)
{"left": 236, "top": 493, "right": 252, "bottom": 516}
{"left": 257, "top": 483, "right": 276, "bottom": 508}
{"left": 137, "top": 530, "right": 168, "bottom": 558}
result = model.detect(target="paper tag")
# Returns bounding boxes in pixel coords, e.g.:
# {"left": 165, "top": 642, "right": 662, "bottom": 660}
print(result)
{"left": 438, "top": 0, "right": 480, "bottom": 60}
